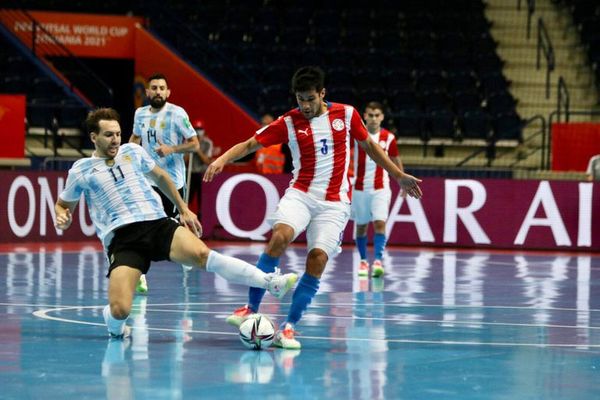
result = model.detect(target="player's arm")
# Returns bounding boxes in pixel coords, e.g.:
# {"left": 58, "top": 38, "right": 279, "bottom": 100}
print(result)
{"left": 156, "top": 136, "right": 199, "bottom": 157}
{"left": 147, "top": 164, "right": 203, "bottom": 236}
{"left": 203, "top": 136, "right": 263, "bottom": 182}
{"left": 358, "top": 136, "right": 422, "bottom": 199}
{"left": 392, "top": 155, "right": 404, "bottom": 173}
{"left": 54, "top": 198, "right": 78, "bottom": 230}
{"left": 196, "top": 140, "right": 212, "bottom": 165}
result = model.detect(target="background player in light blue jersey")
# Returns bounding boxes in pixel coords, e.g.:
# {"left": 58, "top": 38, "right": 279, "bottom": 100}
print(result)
{"left": 55, "top": 108, "right": 297, "bottom": 340}
{"left": 130, "top": 73, "right": 200, "bottom": 291}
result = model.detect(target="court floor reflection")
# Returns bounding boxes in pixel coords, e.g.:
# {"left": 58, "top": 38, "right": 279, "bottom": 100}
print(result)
{"left": 0, "top": 243, "right": 599, "bottom": 399}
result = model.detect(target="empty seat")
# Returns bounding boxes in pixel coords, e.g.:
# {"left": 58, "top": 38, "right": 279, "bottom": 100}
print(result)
{"left": 492, "top": 112, "right": 523, "bottom": 142}
{"left": 460, "top": 110, "right": 492, "bottom": 140}
{"left": 393, "top": 110, "right": 423, "bottom": 138}
{"left": 426, "top": 109, "right": 456, "bottom": 139}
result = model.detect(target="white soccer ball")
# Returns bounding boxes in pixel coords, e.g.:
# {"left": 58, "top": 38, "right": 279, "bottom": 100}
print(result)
{"left": 238, "top": 314, "right": 275, "bottom": 350}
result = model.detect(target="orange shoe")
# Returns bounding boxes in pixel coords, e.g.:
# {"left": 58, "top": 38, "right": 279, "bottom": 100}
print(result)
{"left": 226, "top": 304, "right": 255, "bottom": 327}
{"left": 358, "top": 260, "right": 369, "bottom": 277}
{"left": 273, "top": 323, "right": 301, "bottom": 349}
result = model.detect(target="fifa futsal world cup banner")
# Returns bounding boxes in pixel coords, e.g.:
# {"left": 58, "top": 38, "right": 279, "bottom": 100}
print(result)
{"left": 0, "top": 171, "right": 598, "bottom": 251}
{"left": 0, "top": 11, "right": 143, "bottom": 59}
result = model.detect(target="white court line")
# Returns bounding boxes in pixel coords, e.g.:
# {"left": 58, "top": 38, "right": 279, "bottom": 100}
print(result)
{"left": 139, "top": 307, "right": 600, "bottom": 331}
{"left": 28, "top": 303, "right": 600, "bottom": 349}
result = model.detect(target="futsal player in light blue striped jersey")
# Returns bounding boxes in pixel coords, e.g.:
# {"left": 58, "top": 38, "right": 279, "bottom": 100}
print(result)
{"left": 130, "top": 72, "right": 200, "bottom": 292}
{"left": 55, "top": 108, "right": 297, "bottom": 339}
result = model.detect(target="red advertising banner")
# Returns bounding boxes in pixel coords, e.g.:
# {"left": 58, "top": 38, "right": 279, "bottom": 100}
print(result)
{"left": 0, "top": 95, "right": 26, "bottom": 158}
{"left": 552, "top": 123, "right": 600, "bottom": 172}
{"left": 0, "top": 10, "right": 143, "bottom": 58}
{"left": 0, "top": 171, "right": 95, "bottom": 243}
{"left": 200, "top": 173, "right": 600, "bottom": 251}
{"left": 1, "top": 172, "right": 598, "bottom": 252}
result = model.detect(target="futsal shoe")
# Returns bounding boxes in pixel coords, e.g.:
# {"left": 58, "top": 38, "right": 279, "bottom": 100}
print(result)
{"left": 358, "top": 260, "right": 369, "bottom": 277}
{"left": 226, "top": 304, "right": 255, "bottom": 327}
{"left": 266, "top": 268, "right": 298, "bottom": 299}
{"left": 372, "top": 260, "right": 384, "bottom": 278}
{"left": 109, "top": 325, "right": 132, "bottom": 340}
{"left": 273, "top": 323, "right": 301, "bottom": 350}
{"left": 135, "top": 275, "right": 148, "bottom": 294}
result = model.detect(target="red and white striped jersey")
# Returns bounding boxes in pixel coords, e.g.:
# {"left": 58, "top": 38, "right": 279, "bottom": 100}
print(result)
{"left": 255, "top": 102, "right": 368, "bottom": 202}
{"left": 354, "top": 128, "right": 399, "bottom": 191}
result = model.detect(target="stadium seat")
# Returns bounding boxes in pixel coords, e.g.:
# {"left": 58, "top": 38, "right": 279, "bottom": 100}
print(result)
{"left": 460, "top": 110, "right": 492, "bottom": 140}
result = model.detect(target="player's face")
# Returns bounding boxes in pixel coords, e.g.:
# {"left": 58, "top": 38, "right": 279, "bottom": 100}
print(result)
{"left": 92, "top": 119, "right": 122, "bottom": 159}
{"left": 364, "top": 107, "right": 384, "bottom": 131}
{"left": 146, "top": 79, "right": 170, "bottom": 109}
{"left": 295, "top": 88, "right": 326, "bottom": 119}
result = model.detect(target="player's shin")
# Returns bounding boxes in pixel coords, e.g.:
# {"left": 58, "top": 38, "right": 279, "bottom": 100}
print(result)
{"left": 205, "top": 250, "right": 268, "bottom": 288}
{"left": 286, "top": 273, "right": 320, "bottom": 324}
{"left": 248, "top": 253, "right": 279, "bottom": 311}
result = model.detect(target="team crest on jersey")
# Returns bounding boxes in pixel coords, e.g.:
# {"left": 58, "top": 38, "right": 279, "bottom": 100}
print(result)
{"left": 331, "top": 119, "right": 345, "bottom": 131}
{"left": 149, "top": 119, "right": 156, "bottom": 128}
{"left": 160, "top": 121, "right": 166, "bottom": 129}
{"left": 122, "top": 155, "right": 132, "bottom": 163}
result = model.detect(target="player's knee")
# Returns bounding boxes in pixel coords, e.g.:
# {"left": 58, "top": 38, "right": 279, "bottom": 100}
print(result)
{"left": 374, "top": 220, "right": 386, "bottom": 233}
{"left": 269, "top": 229, "right": 292, "bottom": 252}
{"left": 306, "top": 248, "right": 328, "bottom": 277}
{"left": 110, "top": 301, "right": 131, "bottom": 320}
{"left": 356, "top": 224, "right": 368, "bottom": 236}
{"left": 196, "top": 242, "right": 210, "bottom": 267}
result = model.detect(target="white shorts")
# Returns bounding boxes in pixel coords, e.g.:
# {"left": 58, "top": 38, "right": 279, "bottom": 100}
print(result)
{"left": 351, "top": 189, "right": 392, "bottom": 225}
{"left": 268, "top": 188, "right": 351, "bottom": 258}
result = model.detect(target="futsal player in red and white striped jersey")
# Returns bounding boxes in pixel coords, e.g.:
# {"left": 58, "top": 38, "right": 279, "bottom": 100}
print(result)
{"left": 204, "top": 66, "right": 422, "bottom": 349}
{"left": 352, "top": 101, "right": 404, "bottom": 278}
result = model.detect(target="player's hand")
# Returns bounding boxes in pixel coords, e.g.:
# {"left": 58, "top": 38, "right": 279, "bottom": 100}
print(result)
{"left": 155, "top": 139, "right": 174, "bottom": 157}
{"left": 179, "top": 208, "right": 203, "bottom": 238}
{"left": 55, "top": 208, "right": 73, "bottom": 230}
{"left": 203, "top": 158, "right": 226, "bottom": 182}
{"left": 398, "top": 174, "right": 423, "bottom": 199}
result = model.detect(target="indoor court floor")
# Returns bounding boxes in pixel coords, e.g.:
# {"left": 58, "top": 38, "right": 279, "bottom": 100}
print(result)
{"left": 0, "top": 241, "right": 599, "bottom": 399}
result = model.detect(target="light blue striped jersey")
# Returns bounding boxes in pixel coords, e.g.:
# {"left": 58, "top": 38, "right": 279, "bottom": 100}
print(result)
{"left": 132, "top": 102, "right": 196, "bottom": 189}
{"left": 59, "top": 143, "right": 167, "bottom": 249}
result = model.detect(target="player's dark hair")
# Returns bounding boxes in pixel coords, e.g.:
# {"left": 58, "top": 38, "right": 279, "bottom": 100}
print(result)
{"left": 85, "top": 107, "right": 121, "bottom": 134}
{"left": 365, "top": 101, "right": 385, "bottom": 113}
{"left": 147, "top": 72, "right": 168, "bottom": 86}
{"left": 291, "top": 66, "right": 325, "bottom": 93}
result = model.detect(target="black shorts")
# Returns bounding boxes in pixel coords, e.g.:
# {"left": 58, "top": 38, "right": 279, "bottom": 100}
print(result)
{"left": 106, "top": 217, "right": 180, "bottom": 277}
{"left": 153, "top": 186, "right": 184, "bottom": 219}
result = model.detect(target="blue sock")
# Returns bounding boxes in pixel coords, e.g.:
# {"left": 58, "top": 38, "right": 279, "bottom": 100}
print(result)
{"left": 248, "top": 253, "right": 279, "bottom": 312}
{"left": 356, "top": 236, "right": 368, "bottom": 260}
{"left": 374, "top": 233, "right": 386, "bottom": 260}
{"left": 286, "top": 273, "right": 320, "bottom": 325}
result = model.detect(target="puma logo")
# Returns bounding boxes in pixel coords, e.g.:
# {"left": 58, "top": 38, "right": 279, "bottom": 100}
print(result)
{"left": 298, "top": 129, "right": 309, "bottom": 136}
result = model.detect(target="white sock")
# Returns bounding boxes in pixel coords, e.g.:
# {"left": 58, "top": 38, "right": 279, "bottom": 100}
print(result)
{"left": 206, "top": 251, "right": 268, "bottom": 288}
{"left": 103, "top": 304, "right": 127, "bottom": 336}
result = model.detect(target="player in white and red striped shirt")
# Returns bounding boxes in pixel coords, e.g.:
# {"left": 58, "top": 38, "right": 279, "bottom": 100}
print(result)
{"left": 352, "top": 102, "right": 404, "bottom": 278}
{"left": 204, "top": 67, "right": 422, "bottom": 349}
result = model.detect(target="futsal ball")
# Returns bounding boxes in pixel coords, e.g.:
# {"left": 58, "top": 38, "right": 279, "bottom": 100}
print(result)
{"left": 238, "top": 314, "right": 275, "bottom": 350}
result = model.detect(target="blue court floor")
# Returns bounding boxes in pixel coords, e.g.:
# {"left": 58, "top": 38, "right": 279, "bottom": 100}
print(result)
{"left": 0, "top": 242, "right": 599, "bottom": 399}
